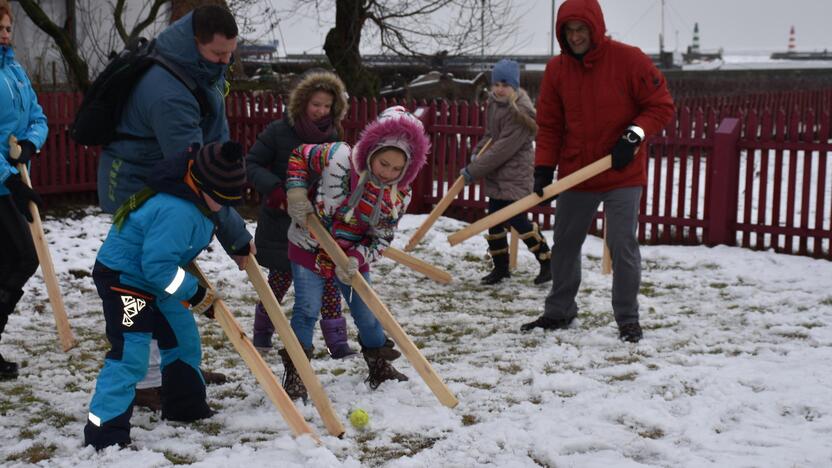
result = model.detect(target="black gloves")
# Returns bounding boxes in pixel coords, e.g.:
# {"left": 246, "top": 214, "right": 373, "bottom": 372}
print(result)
{"left": 4, "top": 173, "right": 43, "bottom": 222}
{"left": 11, "top": 140, "right": 36, "bottom": 165}
{"left": 611, "top": 127, "right": 643, "bottom": 171}
{"left": 188, "top": 285, "right": 217, "bottom": 319}
{"left": 533, "top": 166, "right": 555, "bottom": 197}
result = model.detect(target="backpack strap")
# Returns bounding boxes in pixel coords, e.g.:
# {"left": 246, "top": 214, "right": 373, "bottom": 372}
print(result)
{"left": 150, "top": 52, "right": 211, "bottom": 119}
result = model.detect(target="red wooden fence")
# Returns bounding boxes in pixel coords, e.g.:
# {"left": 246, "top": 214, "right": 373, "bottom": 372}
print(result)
{"left": 27, "top": 91, "right": 832, "bottom": 259}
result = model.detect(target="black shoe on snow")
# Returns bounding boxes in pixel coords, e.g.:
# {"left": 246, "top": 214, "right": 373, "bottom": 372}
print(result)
{"left": 481, "top": 267, "right": 511, "bottom": 285}
{"left": 533, "top": 259, "right": 552, "bottom": 285}
{"left": 0, "top": 354, "right": 18, "bottom": 381}
{"left": 618, "top": 322, "right": 643, "bottom": 343}
{"left": 520, "top": 315, "right": 574, "bottom": 333}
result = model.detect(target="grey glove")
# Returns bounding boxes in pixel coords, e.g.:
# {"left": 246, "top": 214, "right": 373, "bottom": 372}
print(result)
{"left": 286, "top": 187, "right": 313, "bottom": 228}
{"left": 335, "top": 257, "right": 359, "bottom": 284}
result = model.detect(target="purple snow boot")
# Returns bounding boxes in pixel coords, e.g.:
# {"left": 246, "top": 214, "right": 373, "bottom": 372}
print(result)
{"left": 252, "top": 303, "right": 275, "bottom": 352}
{"left": 320, "top": 317, "right": 358, "bottom": 359}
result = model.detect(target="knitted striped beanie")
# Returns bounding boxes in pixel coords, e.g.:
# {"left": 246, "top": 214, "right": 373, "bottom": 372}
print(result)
{"left": 189, "top": 141, "right": 246, "bottom": 205}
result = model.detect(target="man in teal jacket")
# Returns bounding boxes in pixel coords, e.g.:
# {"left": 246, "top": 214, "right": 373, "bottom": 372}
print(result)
{"left": 95, "top": 5, "right": 249, "bottom": 403}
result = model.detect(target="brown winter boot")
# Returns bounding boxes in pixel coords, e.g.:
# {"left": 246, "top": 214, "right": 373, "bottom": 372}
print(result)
{"left": 362, "top": 339, "right": 408, "bottom": 390}
{"left": 278, "top": 347, "right": 311, "bottom": 402}
{"left": 134, "top": 387, "right": 162, "bottom": 411}
{"left": 518, "top": 223, "right": 552, "bottom": 285}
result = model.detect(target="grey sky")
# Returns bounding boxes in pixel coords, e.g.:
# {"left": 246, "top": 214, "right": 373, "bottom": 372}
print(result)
{"left": 270, "top": 0, "right": 832, "bottom": 56}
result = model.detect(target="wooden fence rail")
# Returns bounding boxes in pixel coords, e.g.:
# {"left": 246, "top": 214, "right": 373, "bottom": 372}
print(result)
{"left": 26, "top": 91, "right": 832, "bottom": 259}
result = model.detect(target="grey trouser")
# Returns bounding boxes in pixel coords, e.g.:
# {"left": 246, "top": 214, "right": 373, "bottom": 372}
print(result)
{"left": 543, "top": 186, "right": 642, "bottom": 325}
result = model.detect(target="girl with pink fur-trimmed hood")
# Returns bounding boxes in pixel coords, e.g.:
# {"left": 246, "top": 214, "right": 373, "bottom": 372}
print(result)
{"left": 280, "top": 106, "right": 429, "bottom": 399}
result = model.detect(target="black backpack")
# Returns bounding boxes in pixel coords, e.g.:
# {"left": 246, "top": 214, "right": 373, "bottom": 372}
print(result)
{"left": 71, "top": 38, "right": 209, "bottom": 146}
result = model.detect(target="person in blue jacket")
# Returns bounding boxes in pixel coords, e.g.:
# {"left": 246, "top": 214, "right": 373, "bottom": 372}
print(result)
{"left": 0, "top": 2, "right": 48, "bottom": 380}
{"left": 84, "top": 141, "right": 246, "bottom": 450}
{"left": 96, "top": 5, "right": 247, "bottom": 404}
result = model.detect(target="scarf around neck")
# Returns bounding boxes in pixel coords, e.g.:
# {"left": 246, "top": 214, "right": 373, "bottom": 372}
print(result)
{"left": 294, "top": 114, "right": 334, "bottom": 143}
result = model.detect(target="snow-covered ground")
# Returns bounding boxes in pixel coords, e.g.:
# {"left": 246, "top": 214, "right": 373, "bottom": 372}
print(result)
{"left": 1, "top": 209, "right": 831, "bottom": 467}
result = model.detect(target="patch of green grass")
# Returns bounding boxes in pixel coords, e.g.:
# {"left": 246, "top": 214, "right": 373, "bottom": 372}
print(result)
{"left": 331, "top": 368, "right": 346, "bottom": 376}
{"left": 6, "top": 443, "right": 57, "bottom": 463}
{"left": 163, "top": 451, "right": 196, "bottom": 465}
{"left": 498, "top": 363, "right": 523, "bottom": 375}
{"left": 821, "top": 297, "right": 832, "bottom": 306}
{"left": 18, "top": 428, "right": 37, "bottom": 439}
{"left": 468, "top": 382, "right": 495, "bottom": 390}
{"left": 461, "top": 414, "right": 478, "bottom": 426}
{"left": 639, "top": 428, "right": 665, "bottom": 439}
{"left": 195, "top": 420, "right": 223, "bottom": 436}
{"left": 462, "top": 253, "right": 482, "bottom": 263}
{"left": 608, "top": 371, "right": 639, "bottom": 382}
{"left": 709, "top": 282, "right": 729, "bottom": 289}
{"left": 639, "top": 281, "right": 659, "bottom": 297}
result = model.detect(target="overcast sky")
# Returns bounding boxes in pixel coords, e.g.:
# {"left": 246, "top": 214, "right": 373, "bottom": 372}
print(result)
{"left": 269, "top": 0, "right": 832, "bottom": 56}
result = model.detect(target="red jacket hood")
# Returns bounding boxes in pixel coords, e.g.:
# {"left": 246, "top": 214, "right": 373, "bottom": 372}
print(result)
{"left": 556, "top": 0, "right": 608, "bottom": 58}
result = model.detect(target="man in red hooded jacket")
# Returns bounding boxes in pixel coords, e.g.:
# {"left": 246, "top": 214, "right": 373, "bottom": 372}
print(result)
{"left": 520, "top": 0, "right": 674, "bottom": 342}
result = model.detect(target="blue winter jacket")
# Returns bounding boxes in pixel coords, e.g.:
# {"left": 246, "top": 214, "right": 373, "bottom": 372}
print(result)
{"left": 96, "top": 12, "right": 249, "bottom": 254}
{"left": 97, "top": 192, "right": 213, "bottom": 302}
{"left": 0, "top": 45, "right": 48, "bottom": 196}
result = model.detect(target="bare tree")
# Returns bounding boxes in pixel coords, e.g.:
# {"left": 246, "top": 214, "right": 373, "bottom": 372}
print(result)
{"left": 280, "top": 0, "right": 524, "bottom": 96}
{"left": 16, "top": 0, "right": 173, "bottom": 91}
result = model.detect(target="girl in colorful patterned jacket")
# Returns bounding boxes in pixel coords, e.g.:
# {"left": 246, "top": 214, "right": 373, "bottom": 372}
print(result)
{"left": 281, "top": 106, "right": 429, "bottom": 400}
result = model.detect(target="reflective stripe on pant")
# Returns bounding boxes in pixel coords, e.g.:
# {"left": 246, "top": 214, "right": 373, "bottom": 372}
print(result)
{"left": 543, "top": 187, "right": 642, "bottom": 325}
{"left": 290, "top": 262, "right": 386, "bottom": 350}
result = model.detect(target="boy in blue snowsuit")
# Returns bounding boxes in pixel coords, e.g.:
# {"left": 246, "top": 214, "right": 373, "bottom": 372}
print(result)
{"left": 84, "top": 141, "right": 246, "bottom": 450}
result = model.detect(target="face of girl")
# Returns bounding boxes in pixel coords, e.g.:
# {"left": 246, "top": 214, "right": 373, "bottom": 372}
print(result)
{"left": 491, "top": 81, "right": 514, "bottom": 98}
{"left": 370, "top": 148, "right": 406, "bottom": 185}
{"left": 306, "top": 90, "right": 334, "bottom": 122}
{"left": 1, "top": 15, "right": 12, "bottom": 46}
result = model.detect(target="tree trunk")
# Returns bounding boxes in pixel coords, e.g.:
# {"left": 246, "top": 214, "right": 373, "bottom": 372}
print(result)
{"left": 17, "top": 0, "right": 89, "bottom": 90}
{"left": 323, "top": 0, "right": 379, "bottom": 97}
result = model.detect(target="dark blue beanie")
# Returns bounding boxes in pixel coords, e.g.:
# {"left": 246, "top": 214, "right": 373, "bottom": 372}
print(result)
{"left": 491, "top": 59, "right": 520, "bottom": 90}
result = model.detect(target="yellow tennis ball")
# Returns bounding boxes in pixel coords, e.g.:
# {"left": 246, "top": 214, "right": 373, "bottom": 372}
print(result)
{"left": 349, "top": 408, "right": 369, "bottom": 429}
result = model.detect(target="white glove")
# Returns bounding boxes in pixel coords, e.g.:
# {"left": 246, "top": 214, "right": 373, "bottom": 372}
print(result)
{"left": 335, "top": 257, "right": 359, "bottom": 284}
{"left": 286, "top": 188, "right": 313, "bottom": 228}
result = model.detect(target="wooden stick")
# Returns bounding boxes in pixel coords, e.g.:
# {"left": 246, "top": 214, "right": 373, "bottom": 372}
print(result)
{"left": 509, "top": 228, "right": 519, "bottom": 271}
{"left": 306, "top": 216, "right": 459, "bottom": 408}
{"left": 8, "top": 136, "right": 76, "bottom": 352}
{"left": 404, "top": 138, "right": 493, "bottom": 252}
{"left": 189, "top": 261, "right": 319, "bottom": 442}
{"left": 601, "top": 214, "right": 612, "bottom": 275}
{"left": 244, "top": 255, "right": 345, "bottom": 437}
{"left": 448, "top": 155, "right": 612, "bottom": 246}
{"left": 382, "top": 247, "right": 451, "bottom": 284}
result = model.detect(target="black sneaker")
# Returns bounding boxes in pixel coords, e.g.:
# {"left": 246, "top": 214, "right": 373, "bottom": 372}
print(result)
{"left": 520, "top": 315, "right": 574, "bottom": 333}
{"left": 0, "top": 354, "right": 19, "bottom": 381}
{"left": 533, "top": 259, "right": 552, "bottom": 285}
{"left": 481, "top": 267, "right": 511, "bottom": 285}
{"left": 618, "top": 322, "right": 643, "bottom": 343}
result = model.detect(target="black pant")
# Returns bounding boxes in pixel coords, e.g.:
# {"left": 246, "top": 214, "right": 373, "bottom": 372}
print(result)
{"left": 487, "top": 198, "right": 535, "bottom": 234}
{"left": 0, "top": 195, "right": 38, "bottom": 337}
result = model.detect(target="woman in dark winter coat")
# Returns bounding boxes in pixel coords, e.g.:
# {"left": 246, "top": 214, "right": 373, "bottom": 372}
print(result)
{"left": 460, "top": 59, "right": 552, "bottom": 285}
{"left": 0, "top": 1, "right": 48, "bottom": 380}
{"left": 245, "top": 71, "right": 356, "bottom": 358}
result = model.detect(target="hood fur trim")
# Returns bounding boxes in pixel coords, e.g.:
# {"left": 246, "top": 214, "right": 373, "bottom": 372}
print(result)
{"left": 287, "top": 71, "right": 349, "bottom": 133}
{"left": 351, "top": 107, "right": 430, "bottom": 189}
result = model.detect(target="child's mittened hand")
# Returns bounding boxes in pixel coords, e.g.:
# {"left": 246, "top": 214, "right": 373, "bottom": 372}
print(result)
{"left": 460, "top": 167, "right": 474, "bottom": 184}
{"left": 286, "top": 188, "right": 313, "bottom": 227}
{"left": 335, "top": 257, "right": 359, "bottom": 284}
